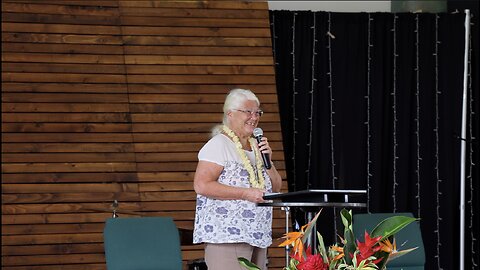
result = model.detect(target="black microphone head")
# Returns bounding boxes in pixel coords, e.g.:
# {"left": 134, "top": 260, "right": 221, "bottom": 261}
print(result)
{"left": 253, "top": 127, "right": 263, "bottom": 138}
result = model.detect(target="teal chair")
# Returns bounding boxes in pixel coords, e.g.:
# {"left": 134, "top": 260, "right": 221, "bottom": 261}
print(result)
{"left": 103, "top": 217, "right": 182, "bottom": 270}
{"left": 353, "top": 212, "right": 425, "bottom": 270}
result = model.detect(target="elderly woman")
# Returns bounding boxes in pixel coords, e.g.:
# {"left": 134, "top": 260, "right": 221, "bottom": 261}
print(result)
{"left": 193, "top": 89, "right": 282, "bottom": 270}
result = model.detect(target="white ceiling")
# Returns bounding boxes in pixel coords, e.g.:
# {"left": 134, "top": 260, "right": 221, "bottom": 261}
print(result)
{"left": 268, "top": 1, "right": 391, "bottom": 12}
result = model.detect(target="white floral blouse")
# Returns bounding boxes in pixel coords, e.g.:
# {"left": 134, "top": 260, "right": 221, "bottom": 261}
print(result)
{"left": 193, "top": 134, "right": 273, "bottom": 248}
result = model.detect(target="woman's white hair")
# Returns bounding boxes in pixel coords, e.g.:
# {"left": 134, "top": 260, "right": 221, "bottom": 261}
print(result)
{"left": 211, "top": 88, "right": 260, "bottom": 136}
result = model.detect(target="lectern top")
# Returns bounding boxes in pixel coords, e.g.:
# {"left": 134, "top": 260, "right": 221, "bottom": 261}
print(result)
{"left": 263, "top": 189, "right": 366, "bottom": 201}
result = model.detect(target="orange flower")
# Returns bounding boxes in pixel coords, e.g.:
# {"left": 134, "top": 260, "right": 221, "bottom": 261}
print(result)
{"left": 330, "top": 245, "right": 345, "bottom": 261}
{"left": 279, "top": 223, "right": 311, "bottom": 257}
{"left": 279, "top": 231, "right": 305, "bottom": 256}
{"left": 279, "top": 231, "right": 304, "bottom": 247}
{"left": 380, "top": 238, "right": 397, "bottom": 254}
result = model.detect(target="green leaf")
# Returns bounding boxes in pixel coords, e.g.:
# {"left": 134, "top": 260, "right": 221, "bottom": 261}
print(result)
{"left": 238, "top": 257, "right": 261, "bottom": 270}
{"left": 370, "top": 216, "right": 418, "bottom": 241}
{"left": 294, "top": 210, "right": 322, "bottom": 261}
{"left": 340, "top": 208, "right": 353, "bottom": 228}
{"left": 301, "top": 210, "right": 323, "bottom": 244}
{"left": 317, "top": 231, "right": 328, "bottom": 262}
{"left": 341, "top": 209, "right": 356, "bottom": 265}
{"left": 289, "top": 257, "right": 299, "bottom": 269}
{"left": 374, "top": 250, "right": 390, "bottom": 270}
{"left": 371, "top": 216, "right": 418, "bottom": 269}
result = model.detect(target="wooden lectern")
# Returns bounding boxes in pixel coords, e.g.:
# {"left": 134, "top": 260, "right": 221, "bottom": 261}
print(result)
{"left": 258, "top": 189, "right": 367, "bottom": 266}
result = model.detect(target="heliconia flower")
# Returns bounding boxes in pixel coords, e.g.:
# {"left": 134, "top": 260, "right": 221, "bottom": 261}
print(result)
{"left": 372, "top": 255, "right": 384, "bottom": 265}
{"left": 355, "top": 231, "right": 382, "bottom": 263}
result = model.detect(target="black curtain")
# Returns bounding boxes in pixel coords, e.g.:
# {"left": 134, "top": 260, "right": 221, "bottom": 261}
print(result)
{"left": 270, "top": 11, "right": 478, "bottom": 270}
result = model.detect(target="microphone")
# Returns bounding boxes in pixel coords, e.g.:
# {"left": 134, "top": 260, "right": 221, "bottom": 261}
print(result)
{"left": 253, "top": 128, "right": 272, "bottom": 169}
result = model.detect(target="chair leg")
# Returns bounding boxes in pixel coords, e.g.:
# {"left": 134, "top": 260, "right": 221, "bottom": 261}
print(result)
{"left": 187, "top": 258, "right": 207, "bottom": 270}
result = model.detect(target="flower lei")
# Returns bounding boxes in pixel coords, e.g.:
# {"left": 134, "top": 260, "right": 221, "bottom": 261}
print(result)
{"left": 222, "top": 125, "right": 265, "bottom": 189}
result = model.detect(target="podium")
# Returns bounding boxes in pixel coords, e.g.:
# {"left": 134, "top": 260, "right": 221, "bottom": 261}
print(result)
{"left": 258, "top": 189, "right": 367, "bottom": 266}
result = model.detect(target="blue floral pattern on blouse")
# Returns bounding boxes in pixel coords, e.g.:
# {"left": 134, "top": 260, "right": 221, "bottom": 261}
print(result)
{"left": 193, "top": 160, "right": 273, "bottom": 248}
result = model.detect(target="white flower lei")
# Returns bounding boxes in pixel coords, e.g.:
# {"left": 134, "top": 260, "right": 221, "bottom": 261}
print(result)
{"left": 222, "top": 125, "right": 265, "bottom": 189}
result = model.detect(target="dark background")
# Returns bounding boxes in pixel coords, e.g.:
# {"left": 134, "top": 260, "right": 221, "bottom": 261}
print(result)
{"left": 270, "top": 2, "right": 478, "bottom": 269}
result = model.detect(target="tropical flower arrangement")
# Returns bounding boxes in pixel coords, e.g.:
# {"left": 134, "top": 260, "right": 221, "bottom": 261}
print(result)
{"left": 239, "top": 209, "right": 418, "bottom": 270}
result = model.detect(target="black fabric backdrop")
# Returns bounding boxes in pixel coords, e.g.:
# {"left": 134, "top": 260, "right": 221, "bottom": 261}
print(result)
{"left": 270, "top": 11, "right": 478, "bottom": 270}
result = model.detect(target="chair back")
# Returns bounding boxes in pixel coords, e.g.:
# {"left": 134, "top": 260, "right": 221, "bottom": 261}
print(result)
{"left": 353, "top": 212, "right": 425, "bottom": 270}
{"left": 103, "top": 217, "right": 182, "bottom": 270}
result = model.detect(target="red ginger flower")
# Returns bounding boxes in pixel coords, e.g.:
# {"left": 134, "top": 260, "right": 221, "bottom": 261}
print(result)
{"left": 296, "top": 253, "right": 328, "bottom": 270}
{"left": 290, "top": 245, "right": 312, "bottom": 263}
{"left": 354, "top": 231, "right": 383, "bottom": 264}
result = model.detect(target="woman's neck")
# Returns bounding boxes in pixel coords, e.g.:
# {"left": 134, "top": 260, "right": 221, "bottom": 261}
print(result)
{"left": 226, "top": 125, "right": 251, "bottom": 150}
{"left": 238, "top": 137, "right": 250, "bottom": 150}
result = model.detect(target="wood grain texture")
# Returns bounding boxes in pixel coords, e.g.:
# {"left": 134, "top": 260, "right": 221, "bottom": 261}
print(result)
{"left": 1, "top": 1, "right": 288, "bottom": 269}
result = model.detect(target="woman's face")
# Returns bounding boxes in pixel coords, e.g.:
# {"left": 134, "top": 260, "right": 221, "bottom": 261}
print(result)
{"left": 227, "top": 99, "right": 261, "bottom": 138}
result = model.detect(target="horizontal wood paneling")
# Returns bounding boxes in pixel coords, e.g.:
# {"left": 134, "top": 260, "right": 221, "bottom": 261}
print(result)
{"left": 1, "top": 0, "right": 287, "bottom": 269}
{"left": 124, "top": 46, "right": 273, "bottom": 56}
{"left": 120, "top": 15, "right": 270, "bottom": 27}
{"left": 2, "top": 43, "right": 124, "bottom": 54}
{"left": 2, "top": 3, "right": 119, "bottom": 16}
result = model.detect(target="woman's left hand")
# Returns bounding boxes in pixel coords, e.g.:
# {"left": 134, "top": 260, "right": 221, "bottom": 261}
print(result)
{"left": 257, "top": 135, "right": 282, "bottom": 192}
{"left": 257, "top": 136, "right": 272, "bottom": 161}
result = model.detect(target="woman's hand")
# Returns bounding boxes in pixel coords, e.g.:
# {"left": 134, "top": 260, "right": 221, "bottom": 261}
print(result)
{"left": 257, "top": 136, "right": 283, "bottom": 193}
{"left": 194, "top": 161, "right": 267, "bottom": 201}
{"left": 257, "top": 136, "right": 272, "bottom": 162}
{"left": 241, "top": 188, "right": 266, "bottom": 203}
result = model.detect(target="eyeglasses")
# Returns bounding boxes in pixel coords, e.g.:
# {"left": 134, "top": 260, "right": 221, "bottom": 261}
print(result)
{"left": 234, "top": 109, "right": 264, "bottom": 117}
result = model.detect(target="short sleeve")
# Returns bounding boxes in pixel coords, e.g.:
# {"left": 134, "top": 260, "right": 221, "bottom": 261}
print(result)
{"left": 198, "top": 135, "right": 228, "bottom": 166}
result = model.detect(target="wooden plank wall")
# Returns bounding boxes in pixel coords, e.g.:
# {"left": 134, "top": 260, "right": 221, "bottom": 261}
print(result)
{"left": 2, "top": 1, "right": 288, "bottom": 269}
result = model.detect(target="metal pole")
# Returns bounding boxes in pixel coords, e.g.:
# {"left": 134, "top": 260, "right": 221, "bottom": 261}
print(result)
{"left": 459, "top": 9, "right": 471, "bottom": 270}
{"left": 282, "top": 206, "right": 290, "bottom": 267}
